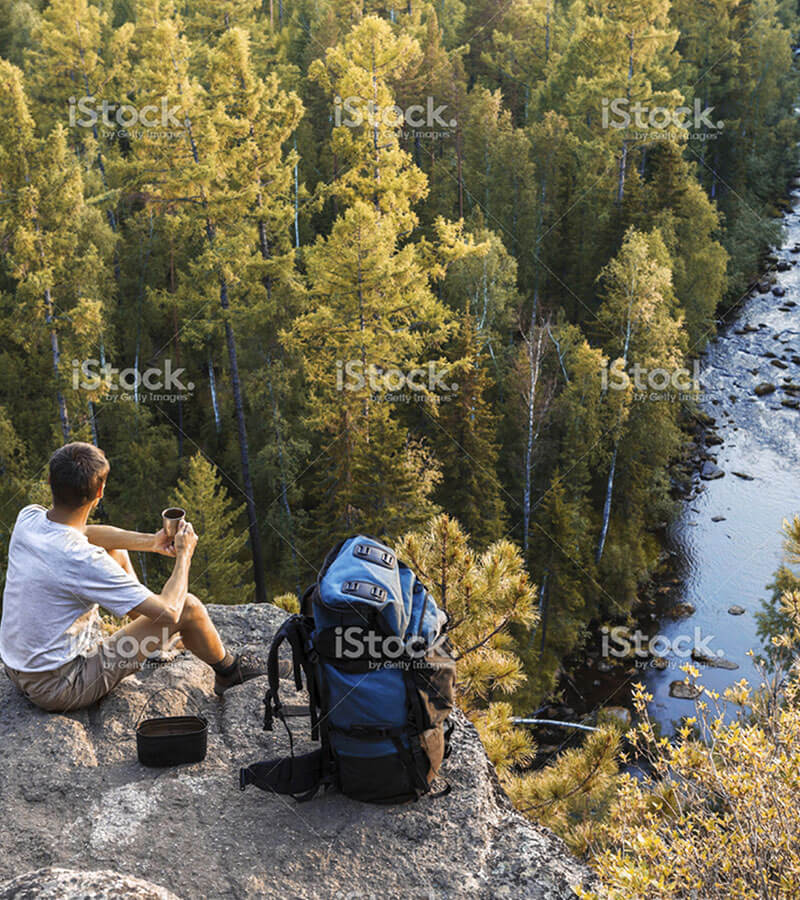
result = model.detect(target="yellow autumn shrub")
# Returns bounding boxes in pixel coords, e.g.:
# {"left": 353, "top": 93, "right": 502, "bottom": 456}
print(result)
{"left": 585, "top": 516, "right": 800, "bottom": 898}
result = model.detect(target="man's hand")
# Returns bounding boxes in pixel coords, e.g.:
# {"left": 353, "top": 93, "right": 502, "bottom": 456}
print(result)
{"left": 151, "top": 528, "right": 177, "bottom": 557}
{"left": 174, "top": 520, "right": 198, "bottom": 560}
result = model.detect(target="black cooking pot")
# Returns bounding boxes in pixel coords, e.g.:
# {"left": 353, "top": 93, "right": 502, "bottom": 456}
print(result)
{"left": 136, "top": 687, "right": 208, "bottom": 767}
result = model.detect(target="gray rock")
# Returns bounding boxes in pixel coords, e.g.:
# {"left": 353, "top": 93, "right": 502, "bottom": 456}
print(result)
{"left": 0, "top": 867, "right": 179, "bottom": 900}
{"left": 700, "top": 461, "right": 725, "bottom": 480}
{"left": 669, "top": 680, "right": 702, "bottom": 700}
{"left": 0, "top": 604, "right": 591, "bottom": 899}
{"left": 691, "top": 649, "right": 739, "bottom": 670}
{"left": 728, "top": 605, "right": 746, "bottom": 616}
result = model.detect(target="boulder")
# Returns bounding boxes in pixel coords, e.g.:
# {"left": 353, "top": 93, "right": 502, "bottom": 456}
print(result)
{"left": 754, "top": 382, "right": 776, "bottom": 396}
{"left": 0, "top": 868, "right": 179, "bottom": 900}
{"left": 728, "top": 605, "right": 746, "bottom": 616}
{"left": 0, "top": 604, "right": 591, "bottom": 900}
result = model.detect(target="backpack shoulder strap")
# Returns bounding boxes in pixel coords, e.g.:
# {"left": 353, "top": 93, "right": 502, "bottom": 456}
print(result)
{"left": 264, "top": 614, "right": 316, "bottom": 734}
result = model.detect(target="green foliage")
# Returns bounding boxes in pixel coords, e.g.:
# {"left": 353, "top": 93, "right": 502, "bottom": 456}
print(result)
{"left": 168, "top": 452, "right": 252, "bottom": 604}
{"left": 272, "top": 592, "right": 300, "bottom": 614}
{"left": 0, "top": 0, "right": 798, "bottom": 837}
{"left": 397, "top": 514, "right": 538, "bottom": 704}
{"left": 508, "top": 725, "right": 622, "bottom": 856}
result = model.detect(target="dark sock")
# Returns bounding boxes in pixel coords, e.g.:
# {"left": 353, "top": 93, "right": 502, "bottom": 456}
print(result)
{"left": 212, "top": 651, "right": 237, "bottom": 677}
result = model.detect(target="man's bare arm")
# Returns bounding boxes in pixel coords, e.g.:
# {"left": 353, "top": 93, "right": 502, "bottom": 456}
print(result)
{"left": 85, "top": 524, "right": 175, "bottom": 556}
{"left": 129, "top": 522, "right": 198, "bottom": 625}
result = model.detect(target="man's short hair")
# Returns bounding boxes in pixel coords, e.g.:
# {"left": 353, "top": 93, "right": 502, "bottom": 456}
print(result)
{"left": 49, "top": 443, "right": 110, "bottom": 509}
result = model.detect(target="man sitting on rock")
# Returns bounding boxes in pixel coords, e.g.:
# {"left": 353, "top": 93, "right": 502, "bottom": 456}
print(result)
{"left": 0, "top": 441, "right": 262, "bottom": 712}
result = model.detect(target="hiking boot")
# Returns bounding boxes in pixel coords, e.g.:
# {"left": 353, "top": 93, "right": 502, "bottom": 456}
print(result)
{"left": 213, "top": 655, "right": 292, "bottom": 696}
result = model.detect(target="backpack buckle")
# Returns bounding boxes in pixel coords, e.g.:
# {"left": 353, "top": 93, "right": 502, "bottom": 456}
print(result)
{"left": 353, "top": 543, "right": 396, "bottom": 569}
{"left": 342, "top": 580, "right": 388, "bottom": 603}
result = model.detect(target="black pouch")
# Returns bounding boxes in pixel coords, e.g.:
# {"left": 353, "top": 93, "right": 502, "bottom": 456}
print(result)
{"left": 239, "top": 748, "right": 324, "bottom": 801}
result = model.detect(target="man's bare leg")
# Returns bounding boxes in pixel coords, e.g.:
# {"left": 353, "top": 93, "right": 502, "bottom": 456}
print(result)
{"left": 108, "top": 593, "right": 224, "bottom": 665}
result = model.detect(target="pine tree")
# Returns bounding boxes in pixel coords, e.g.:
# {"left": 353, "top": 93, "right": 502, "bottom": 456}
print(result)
{"left": 594, "top": 228, "right": 685, "bottom": 587}
{"left": 0, "top": 61, "right": 109, "bottom": 445}
{"left": 168, "top": 452, "right": 252, "bottom": 604}
{"left": 396, "top": 514, "right": 538, "bottom": 705}
{"left": 309, "top": 15, "right": 428, "bottom": 230}
{"left": 284, "top": 200, "right": 450, "bottom": 550}
{"left": 432, "top": 314, "right": 507, "bottom": 548}
{"left": 127, "top": 5, "right": 303, "bottom": 601}
{"left": 0, "top": 408, "right": 30, "bottom": 595}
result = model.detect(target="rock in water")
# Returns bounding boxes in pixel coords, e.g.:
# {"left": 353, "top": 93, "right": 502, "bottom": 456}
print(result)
{"left": 700, "top": 461, "right": 725, "bottom": 480}
{"left": 665, "top": 601, "right": 696, "bottom": 619}
{"left": 728, "top": 605, "right": 746, "bottom": 615}
{"left": 0, "top": 604, "right": 591, "bottom": 899}
{"left": 690, "top": 649, "right": 739, "bottom": 670}
{"left": 0, "top": 868, "right": 179, "bottom": 900}
{"left": 669, "top": 680, "right": 702, "bottom": 700}
{"left": 754, "top": 382, "right": 776, "bottom": 396}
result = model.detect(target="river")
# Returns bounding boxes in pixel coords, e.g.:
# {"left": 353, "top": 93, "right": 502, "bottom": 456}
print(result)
{"left": 645, "top": 189, "right": 800, "bottom": 732}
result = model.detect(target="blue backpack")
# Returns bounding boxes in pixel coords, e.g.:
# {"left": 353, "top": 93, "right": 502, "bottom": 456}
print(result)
{"left": 240, "top": 535, "right": 456, "bottom": 804}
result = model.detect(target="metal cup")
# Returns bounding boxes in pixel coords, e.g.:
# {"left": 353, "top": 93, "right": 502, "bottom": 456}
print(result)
{"left": 161, "top": 507, "right": 186, "bottom": 538}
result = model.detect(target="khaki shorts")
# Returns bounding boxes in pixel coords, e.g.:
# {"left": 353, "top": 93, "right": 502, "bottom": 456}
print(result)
{"left": 4, "top": 638, "right": 142, "bottom": 713}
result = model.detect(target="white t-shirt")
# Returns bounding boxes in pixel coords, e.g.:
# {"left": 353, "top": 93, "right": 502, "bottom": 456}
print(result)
{"left": 0, "top": 505, "right": 152, "bottom": 672}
